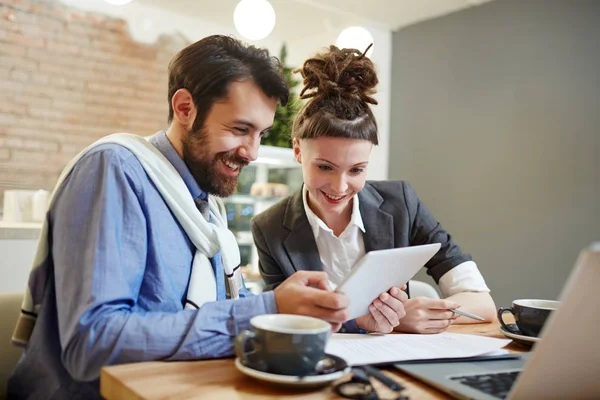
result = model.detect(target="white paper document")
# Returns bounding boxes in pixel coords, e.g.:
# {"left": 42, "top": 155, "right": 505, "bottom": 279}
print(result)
{"left": 325, "top": 332, "right": 511, "bottom": 366}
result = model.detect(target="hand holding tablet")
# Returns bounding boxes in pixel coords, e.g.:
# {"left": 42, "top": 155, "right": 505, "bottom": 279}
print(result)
{"left": 335, "top": 243, "right": 441, "bottom": 321}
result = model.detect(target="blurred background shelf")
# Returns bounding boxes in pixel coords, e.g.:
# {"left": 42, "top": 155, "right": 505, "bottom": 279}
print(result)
{"left": 228, "top": 145, "right": 302, "bottom": 291}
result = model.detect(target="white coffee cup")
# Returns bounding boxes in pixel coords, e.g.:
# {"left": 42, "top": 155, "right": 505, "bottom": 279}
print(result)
{"left": 2, "top": 189, "right": 49, "bottom": 222}
{"left": 3, "top": 190, "right": 35, "bottom": 222}
{"left": 31, "top": 190, "right": 50, "bottom": 222}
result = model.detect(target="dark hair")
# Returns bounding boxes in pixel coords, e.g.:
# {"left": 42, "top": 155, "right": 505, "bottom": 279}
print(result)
{"left": 292, "top": 44, "right": 378, "bottom": 145}
{"left": 168, "top": 35, "right": 289, "bottom": 132}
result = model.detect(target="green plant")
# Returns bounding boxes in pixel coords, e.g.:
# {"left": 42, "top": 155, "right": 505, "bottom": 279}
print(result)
{"left": 262, "top": 44, "right": 301, "bottom": 148}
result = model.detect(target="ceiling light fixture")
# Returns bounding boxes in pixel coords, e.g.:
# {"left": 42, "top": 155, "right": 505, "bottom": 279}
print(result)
{"left": 233, "top": 0, "right": 276, "bottom": 41}
{"left": 336, "top": 26, "right": 374, "bottom": 57}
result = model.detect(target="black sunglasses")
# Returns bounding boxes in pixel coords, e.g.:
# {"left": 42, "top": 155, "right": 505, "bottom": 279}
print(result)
{"left": 333, "top": 366, "right": 409, "bottom": 400}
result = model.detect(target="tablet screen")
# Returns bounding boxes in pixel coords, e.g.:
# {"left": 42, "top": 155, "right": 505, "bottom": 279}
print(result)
{"left": 335, "top": 243, "right": 441, "bottom": 320}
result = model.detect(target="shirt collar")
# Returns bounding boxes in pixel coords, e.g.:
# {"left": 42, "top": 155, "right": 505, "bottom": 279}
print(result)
{"left": 148, "top": 131, "right": 207, "bottom": 201}
{"left": 350, "top": 191, "right": 366, "bottom": 233}
{"left": 302, "top": 185, "right": 365, "bottom": 239}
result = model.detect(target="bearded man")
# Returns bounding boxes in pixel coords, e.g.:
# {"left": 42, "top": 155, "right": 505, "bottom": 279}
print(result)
{"left": 8, "top": 35, "right": 350, "bottom": 400}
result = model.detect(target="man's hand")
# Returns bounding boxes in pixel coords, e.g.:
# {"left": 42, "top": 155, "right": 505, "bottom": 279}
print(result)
{"left": 355, "top": 286, "right": 408, "bottom": 333}
{"left": 393, "top": 298, "right": 460, "bottom": 334}
{"left": 274, "top": 271, "right": 349, "bottom": 332}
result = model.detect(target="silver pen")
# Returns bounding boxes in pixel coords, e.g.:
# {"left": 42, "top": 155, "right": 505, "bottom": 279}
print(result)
{"left": 449, "top": 308, "right": 485, "bottom": 321}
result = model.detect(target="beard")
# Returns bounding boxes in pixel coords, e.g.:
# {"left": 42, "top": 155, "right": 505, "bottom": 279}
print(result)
{"left": 181, "top": 127, "right": 248, "bottom": 197}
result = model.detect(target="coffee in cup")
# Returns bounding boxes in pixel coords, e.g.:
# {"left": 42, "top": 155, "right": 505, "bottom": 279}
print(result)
{"left": 235, "top": 314, "right": 331, "bottom": 376}
{"left": 498, "top": 299, "right": 560, "bottom": 337}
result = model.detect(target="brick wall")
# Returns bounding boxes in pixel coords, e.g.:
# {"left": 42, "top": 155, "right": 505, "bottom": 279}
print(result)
{"left": 0, "top": 0, "right": 189, "bottom": 201}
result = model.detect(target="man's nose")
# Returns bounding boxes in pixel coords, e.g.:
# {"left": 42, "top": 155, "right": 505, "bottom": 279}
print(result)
{"left": 237, "top": 134, "right": 259, "bottom": 162}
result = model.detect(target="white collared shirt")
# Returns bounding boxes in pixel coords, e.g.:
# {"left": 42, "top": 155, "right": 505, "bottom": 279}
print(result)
{"left": 302, "top": 186, "right": 490, "bottom": 297}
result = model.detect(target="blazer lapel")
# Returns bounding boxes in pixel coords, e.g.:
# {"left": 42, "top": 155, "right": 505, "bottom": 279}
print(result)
{"left": 359, "top": 184, "right": 394, "bottom": 252}
{"left": 282, "top": 190, "right": 324, "bottom": 272}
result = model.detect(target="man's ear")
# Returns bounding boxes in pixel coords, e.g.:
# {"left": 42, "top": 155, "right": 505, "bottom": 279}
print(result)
{"left": 293, "top": 138, "right": 301, "bottom": 163}
{"left": 171, "top": 88, "right": 196, "bottom": 129}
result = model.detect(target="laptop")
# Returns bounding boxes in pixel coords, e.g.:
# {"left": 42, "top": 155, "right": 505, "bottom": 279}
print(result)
{"left": 395, "top": 243, "right": 600, "bottom": 399}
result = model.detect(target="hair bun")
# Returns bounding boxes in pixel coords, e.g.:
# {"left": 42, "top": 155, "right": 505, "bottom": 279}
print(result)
{"left": 295, "top": 44, "right": 378, "bottom": 105}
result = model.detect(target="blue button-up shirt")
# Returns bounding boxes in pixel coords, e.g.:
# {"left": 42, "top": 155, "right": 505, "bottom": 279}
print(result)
{"left": 8, "top": 131, "right": 277, "bottom": 400}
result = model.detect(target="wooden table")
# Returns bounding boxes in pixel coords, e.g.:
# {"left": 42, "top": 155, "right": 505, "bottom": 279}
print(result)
{"left": 101, "top": 320, "right": 526, "bottom": 400}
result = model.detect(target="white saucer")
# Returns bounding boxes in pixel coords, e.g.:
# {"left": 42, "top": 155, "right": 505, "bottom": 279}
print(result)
{"left": 234, "top": 357, "right": 350, "bottom": 388}
{"left": 499, "top": 324, "right": 540, "bottom": 347}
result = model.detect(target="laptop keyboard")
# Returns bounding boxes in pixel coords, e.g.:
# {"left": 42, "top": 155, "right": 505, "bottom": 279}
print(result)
{"left": 450, "top": 370, "right": 521, "bottom": 399}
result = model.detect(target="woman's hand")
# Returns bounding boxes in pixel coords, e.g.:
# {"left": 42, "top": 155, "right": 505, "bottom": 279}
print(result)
{"left": 393, "top": 298, "right": 460, "bottom": 334}
{"left": 355, "top": 287, "right": 408, "bottom": 333}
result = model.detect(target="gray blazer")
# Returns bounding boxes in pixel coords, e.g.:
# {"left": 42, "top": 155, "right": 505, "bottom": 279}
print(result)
{"left": 251, "top": 181, "right": 472, "bottom": 291}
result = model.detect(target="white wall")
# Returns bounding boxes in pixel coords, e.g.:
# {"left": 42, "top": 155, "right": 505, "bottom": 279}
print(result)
{"left": 59, "top": 0, "right": 392, "bottom": 179}
{"left": 389, "top": 0, "right": 600, "bottom": 306}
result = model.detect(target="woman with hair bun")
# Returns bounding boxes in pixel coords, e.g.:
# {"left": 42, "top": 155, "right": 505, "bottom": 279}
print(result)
{"left": 251, "top": 45, "right": 496, "bottom": 334}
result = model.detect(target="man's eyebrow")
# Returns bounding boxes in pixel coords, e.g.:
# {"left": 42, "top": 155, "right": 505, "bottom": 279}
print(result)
{"left": 231, "top": 119, "right": 273, "bottom": 133}
{"left": 231, "top": 119, "right": 256, "bottom": 129}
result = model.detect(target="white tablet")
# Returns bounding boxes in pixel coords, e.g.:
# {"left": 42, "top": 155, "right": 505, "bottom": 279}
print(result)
{"left": 335, "top": 243, "right": 441, "bottom": 320}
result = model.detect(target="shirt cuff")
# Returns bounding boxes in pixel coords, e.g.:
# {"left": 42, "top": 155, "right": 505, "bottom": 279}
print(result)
{"left": 438, "top": 261, "right": 490, "bottom": 297}
{"left": 259, "top": 290, "right": 279, "bottom": 314}
{"left": 338, "top": 319, "right": 367, "bottom": 334}
{"left": 231, "top": 291, "right": 279, "bottom": 338}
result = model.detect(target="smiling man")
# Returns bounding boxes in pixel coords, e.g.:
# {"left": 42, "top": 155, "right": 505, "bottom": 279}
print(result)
{"left": 8, "top": 35, "right": 351, "bottom": 400}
